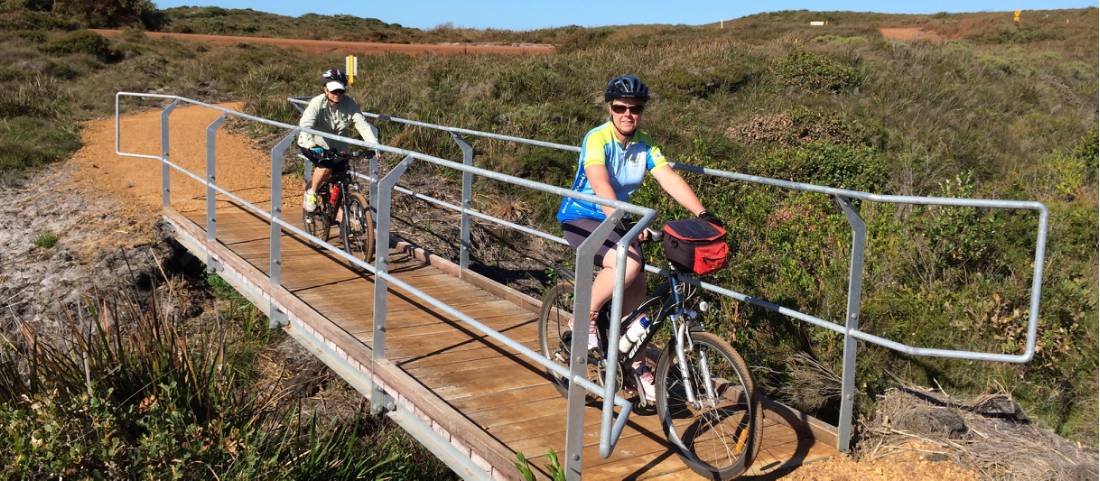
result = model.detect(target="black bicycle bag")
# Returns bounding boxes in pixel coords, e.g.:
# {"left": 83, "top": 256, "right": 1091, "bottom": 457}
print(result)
{"left": 662, "top": 218, "right": 729, "bottom": 276}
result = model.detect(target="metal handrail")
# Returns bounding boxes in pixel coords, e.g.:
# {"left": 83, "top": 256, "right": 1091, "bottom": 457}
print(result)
{"left": 668, "top": 162, "right": 1049, "bottom": 364}
{"left": 315, "top": 99, "right": 1050, "bottom": 456}
{"left": 288, "top": 96, "right": 581, "bottom": 153}
{"left": 114, "top": 92, "right": 649, "bottom": 471}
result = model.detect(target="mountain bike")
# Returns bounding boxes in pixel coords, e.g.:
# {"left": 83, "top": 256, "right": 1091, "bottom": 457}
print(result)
{"left": 537, "top": 227, "right": 762, "bottom": 480}
{"left": 301, "top": 150, "right": 375, "bottom": 263}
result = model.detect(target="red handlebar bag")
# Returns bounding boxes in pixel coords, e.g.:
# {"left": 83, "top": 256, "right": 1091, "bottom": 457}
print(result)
{"left": 662, "top": 219, "right": 729, "bottom": 276}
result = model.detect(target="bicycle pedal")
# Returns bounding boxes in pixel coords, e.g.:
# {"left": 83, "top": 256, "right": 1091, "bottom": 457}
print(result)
{"left": 586, "top": 347, "right": 605, "bottom": 364}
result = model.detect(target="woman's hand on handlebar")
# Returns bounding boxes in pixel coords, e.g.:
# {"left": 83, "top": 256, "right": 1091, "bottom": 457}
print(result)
{"left": 642, "top": 227, "right": 663, "bottom": 243}
{"left": 698, "top": 210, "right": 724, "bottom": 228}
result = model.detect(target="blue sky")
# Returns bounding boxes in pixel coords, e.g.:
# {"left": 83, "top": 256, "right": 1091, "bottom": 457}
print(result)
{"left": 152, "top": 1, "right": 1097, "bottom": 30}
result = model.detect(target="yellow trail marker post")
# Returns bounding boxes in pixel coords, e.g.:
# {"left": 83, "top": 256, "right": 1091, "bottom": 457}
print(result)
{"left": 345, "top": 55, "right": 358, "bottom": 86}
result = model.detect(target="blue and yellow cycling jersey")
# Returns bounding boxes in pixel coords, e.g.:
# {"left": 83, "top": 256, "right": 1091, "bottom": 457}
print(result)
{"left": 556, "top": 122, "right": 669, "bottom": 223}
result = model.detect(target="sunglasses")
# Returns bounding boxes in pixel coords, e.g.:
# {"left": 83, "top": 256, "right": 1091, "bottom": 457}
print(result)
{"left": 330, "top": 89, "right": 346, "bottom": 95}
{"left": 610, "top": 103, "right": 645, "bottom": 115}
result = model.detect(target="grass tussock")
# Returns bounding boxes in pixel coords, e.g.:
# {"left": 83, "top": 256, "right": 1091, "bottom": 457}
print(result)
{"left": 0, "top": 263, "right": 452, "bottom": 480}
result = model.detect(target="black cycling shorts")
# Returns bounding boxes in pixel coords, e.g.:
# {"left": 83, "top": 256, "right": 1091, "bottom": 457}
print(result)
{"left": 561, "top": 218, "right": 644, "bottom": 266}
{"left": 300, "top": 147, "right": 348, "bottom": 171}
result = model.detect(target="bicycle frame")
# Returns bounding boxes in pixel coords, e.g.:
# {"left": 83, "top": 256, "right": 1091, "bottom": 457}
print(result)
{"left": 311, "top": 159, "right": 365, "bottom": 241}
{"left": 601, "top": 266, "right": 710, "bottom": 406}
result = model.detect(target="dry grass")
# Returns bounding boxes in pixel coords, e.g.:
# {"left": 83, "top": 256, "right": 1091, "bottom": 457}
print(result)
{"left": 862, "top": 386, "right": 1099, "bottom": 481}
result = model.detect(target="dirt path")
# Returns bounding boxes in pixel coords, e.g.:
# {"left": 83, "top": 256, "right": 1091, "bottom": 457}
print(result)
{"left": 92, "top": 29, "right": 554, "bottom": 56}
{"left": 879, "top": 27, "right": 944, "bottom": 42}
{"left": 70, "top": 102, "right": 300, "bottom": 228}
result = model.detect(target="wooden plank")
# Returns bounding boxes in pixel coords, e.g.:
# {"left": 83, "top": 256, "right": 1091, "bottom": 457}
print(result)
{"left": 168, "top": 209, "right": 524, "bottom": 479}
{"left": 448, "top": 383, "right": 563, "bottom": 416}
{"left": 177, "top": 205, "right": 839, "bottom": 481}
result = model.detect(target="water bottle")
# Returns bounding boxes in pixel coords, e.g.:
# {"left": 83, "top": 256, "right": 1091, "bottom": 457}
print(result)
{"left": 329, "top": 185, "right": 341, "bottom": 206}
{"left": 619, "top": 315, "right": 651, "bottom": 354}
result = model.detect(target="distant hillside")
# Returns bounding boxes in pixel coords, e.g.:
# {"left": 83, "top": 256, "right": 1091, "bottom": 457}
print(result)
{"left": 159, "top": 6, "right": 585, "bottom": 45}
{"left": 160, "top": 6, "right": 421, "bottom": 43}
{"left": 156, "top": 6, "right": 1100, "bottom": 52}
{"left": 718, "top": 9, "right": 1098, "bottom": 45}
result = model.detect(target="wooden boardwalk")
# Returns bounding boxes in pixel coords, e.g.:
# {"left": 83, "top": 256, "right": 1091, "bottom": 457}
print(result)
{"left": 165, "top": 200, "right": 837, "bottom": 480}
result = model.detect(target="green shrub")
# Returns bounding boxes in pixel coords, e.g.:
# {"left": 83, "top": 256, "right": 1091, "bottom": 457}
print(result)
{"left": 749, "top": 141, "right": 886, "bottom": 191}
{"left": 0, "top": 8, "right": 79, "bottom": 31}
{"left": 556, "top": 27, "right": 612, "bottom": 53}
{"left": 32, "top": 231, "right": 57, "bottom": 248}
{"left": 0, "top": 117, "right": 81, "bottom": 171}
{"left": 14, "top": 28, "right": 45, "bottom": 42}
{"left": 811, "top": 34, "right": 870, "bottom": 47}
{"left": 774, "top": 50, "right": 863, "bottom": 93}
{"left": 41, "top": 29, "right": 118, "bottom": 62}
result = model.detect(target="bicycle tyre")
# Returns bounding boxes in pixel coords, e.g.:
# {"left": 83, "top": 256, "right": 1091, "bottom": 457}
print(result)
{"left": 655, "top": 331, "right": 762, "bottom": 480}
{"left": 303, "top": 187, "right": 332, "bottom": 243}
{"left": 536, "top": 280, "right": 609, "bottom": 402}
{"left": 341, "top": 192, "right": 375, "bottom": 263}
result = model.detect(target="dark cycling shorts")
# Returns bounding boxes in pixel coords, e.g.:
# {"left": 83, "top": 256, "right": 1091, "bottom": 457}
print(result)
{"left": 561, "top": 218, "right": 644, "bottom": 267}
{"left": 300, "top": 147, "right": 348, "bottom": 171}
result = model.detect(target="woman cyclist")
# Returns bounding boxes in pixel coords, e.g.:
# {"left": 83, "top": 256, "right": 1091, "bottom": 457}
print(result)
{"left": 556, "top": 74, "right": 722, "bottom": 400}
{"left": 298, "top": 68, "right": 379, "bottom": 212}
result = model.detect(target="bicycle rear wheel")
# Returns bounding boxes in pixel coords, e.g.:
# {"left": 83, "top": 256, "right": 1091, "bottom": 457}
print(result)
{"left": 655, "top": 332, "right": 762, "bottom": 480}
{"left": 536, "top": 280, "right": 611, "bottom": 402}
{"left": 341, "top": 192, "right": 375, "bottom": 263}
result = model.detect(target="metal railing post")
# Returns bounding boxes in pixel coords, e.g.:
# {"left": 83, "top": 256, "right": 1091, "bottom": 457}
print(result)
{"left": 371, "top": 155, "right": 414, "bottom": 414}
{"left": 564, "top": 210, "right": 624, "bottom": 480}
{"left": 268, "top": 130, "right": 297, "bottom": 328}
{"left": 205, "top": 114, "right": 227, "bottom": 261}
{"left": 598, "top": 214, "right": 654, "bottom": 457}
{"left": 450, "top": 133, "right": 475, "bottom": 270}
{"left": 160, "top": 100, "right": 179, "bottom": 209}
{"left": 835, "top": 195, "right": 867, "bottom": 452}
{"left": 369, "top": 154, "right": 379, "bottom": 211}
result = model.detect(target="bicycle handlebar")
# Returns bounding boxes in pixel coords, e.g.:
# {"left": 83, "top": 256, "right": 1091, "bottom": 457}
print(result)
{"left": 323, "top": 148, "right": 375, "bottom": 161}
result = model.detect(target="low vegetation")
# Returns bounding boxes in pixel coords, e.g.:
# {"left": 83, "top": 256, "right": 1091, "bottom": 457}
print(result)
{"left": 0, "top": 0, "right": 1096, "bottom": 475}
{"left": 0, "top": 265, "right": 452, "bottom": 479}
{"left": 32, "top": 231, "right": 58, "bottom": 248}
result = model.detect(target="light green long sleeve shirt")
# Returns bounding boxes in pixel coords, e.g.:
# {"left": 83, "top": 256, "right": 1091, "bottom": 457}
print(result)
{"left": 296, "top": 93, "right": 379, "bottom": 152}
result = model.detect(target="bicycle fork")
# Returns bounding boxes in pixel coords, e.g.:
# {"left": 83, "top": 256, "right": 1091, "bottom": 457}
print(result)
{"left": 672, "top": 318, "right": 717, "bottom": 407}
{"left": 669, "top": 275, "right": 718, "bottom": 407}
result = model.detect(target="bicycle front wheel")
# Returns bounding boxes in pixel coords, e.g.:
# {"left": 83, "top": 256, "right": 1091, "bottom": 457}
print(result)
{"left": 341, "top": 192, "right": 375, "bottom": 263}
{"left": 303, "top": 190, "right": 332, "bottom": 243}
{"left": 655, "top": 332, "right": 762, "bottom": 480}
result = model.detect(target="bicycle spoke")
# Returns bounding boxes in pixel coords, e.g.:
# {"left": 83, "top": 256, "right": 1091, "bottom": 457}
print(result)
{"left": 658, "top": 333, "right": 759, "bottom": 478}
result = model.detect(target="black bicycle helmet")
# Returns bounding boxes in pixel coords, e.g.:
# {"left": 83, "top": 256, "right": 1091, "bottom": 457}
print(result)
{"left": 322, "top": 68, "right": 348, "bottom": 88}
{"left": 604, "top": 74, "right": 650, "bottom": 102}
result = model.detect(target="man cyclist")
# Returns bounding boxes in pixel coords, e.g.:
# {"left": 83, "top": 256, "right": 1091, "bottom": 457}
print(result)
{"left": 298, "top": 68, "right": 379, "bottom": 212}
{"left": 556, "top": 74, "right": 722, "bottom": 401}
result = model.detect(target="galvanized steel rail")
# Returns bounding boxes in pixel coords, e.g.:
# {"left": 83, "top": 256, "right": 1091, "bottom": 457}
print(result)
{"left": 316, "top": 101, "right": 1050, "bottom": 454}
{"left": 115, "top": 92, "right": 652, "bottom": 480}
